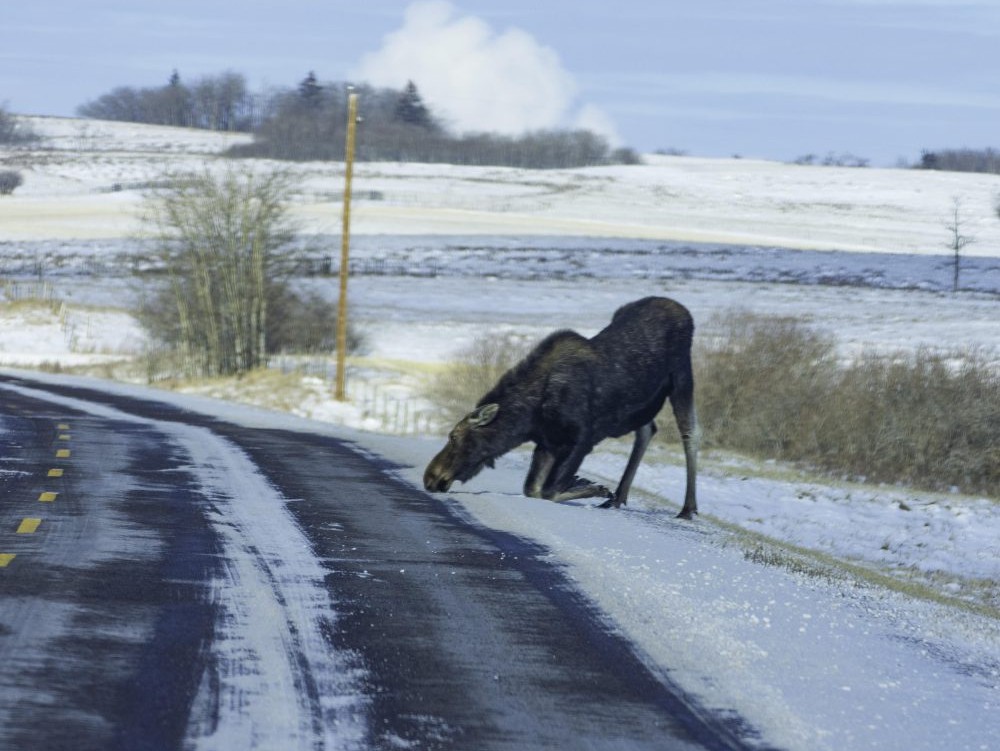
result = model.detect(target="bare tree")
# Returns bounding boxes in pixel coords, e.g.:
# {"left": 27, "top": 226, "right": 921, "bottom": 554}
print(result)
{"left": 945, "top": 196, "right": 976, "bottom": 292}
{"left": 0, "top": 105, "right": 38, "bottom": 144}
{"left": 0, "top": 170, "right": 24, "bottom": 195}
{"left": 141, "top": 167, "right": 296, "bottom": 376}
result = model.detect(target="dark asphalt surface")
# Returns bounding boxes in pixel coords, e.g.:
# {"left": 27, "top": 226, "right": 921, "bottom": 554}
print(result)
{"left": 0, "top": 374, "right": 757, "bottom": 750}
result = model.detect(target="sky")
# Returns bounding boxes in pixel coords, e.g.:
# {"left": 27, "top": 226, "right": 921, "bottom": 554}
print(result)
{"left": 2, "top": 0, "right": 999, "bottom": 164}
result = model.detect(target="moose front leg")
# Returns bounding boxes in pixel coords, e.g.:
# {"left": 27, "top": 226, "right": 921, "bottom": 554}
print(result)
{"left": 543, "top": 442, "right": 613, "bottom": 503}
{"left": 524, "top": 443, "right": 611, "bottom": 503}
{"left": 523, "top": 445, "right": 555, "bottom": 498}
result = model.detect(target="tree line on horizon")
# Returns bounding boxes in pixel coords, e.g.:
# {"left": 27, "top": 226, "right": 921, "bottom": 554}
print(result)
{"left": 917, "top": 147, "right": 1000, "bottom": 175}
{"left": 75, "top": 70, "right": 640, "bottom": 169}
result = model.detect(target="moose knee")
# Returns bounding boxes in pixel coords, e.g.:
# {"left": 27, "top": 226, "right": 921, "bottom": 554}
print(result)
{"left": 523, "top": 479, "right": 546, "bottom": 499}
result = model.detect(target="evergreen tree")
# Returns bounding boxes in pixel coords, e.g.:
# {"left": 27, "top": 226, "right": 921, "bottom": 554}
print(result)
{"left": 298, "top": 71, "right": 322, "bottom": 105}
{"left": 394, "top": 80, "right": 434, "bottom": 129}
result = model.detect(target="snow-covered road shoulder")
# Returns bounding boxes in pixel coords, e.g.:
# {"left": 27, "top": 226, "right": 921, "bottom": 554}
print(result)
{"left": 374, "top": 435, "right": 1000, "bottom": 751}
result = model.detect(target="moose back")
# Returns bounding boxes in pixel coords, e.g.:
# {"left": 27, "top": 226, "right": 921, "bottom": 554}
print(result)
{"left": 423, "top": 296, "right": 699, "bottom": 518}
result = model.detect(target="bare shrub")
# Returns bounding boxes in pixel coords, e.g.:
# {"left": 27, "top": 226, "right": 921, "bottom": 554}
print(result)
{"left": 694, "top": 311, "right": 838, "bottom": 457}
{"left": 0, "top": 106, "right": 38, "bottom": 145}
{"left": 695, "top": 311, "right": 999, "bottom": 496}
{"left": 0, "top": 170, "right": 24, "bottom": 195}
{"left": 267, "top": 286, "right": 365, "bottom": 355}
{"left": 140, "top": 167, "right": 297, "bottom": 377}
{"left": 424, "top": 333, "right": 532, "bottom": 426}
{"left": 824, "top": 348, "right": 999, "bottom": 495}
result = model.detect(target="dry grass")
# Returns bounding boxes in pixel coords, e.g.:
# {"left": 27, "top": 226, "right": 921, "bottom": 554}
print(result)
{"left": 695, "top": 311, "right": 999, "bottom": 497}
{"left": 422, "top": 333, "right": 532, "bottom": 426}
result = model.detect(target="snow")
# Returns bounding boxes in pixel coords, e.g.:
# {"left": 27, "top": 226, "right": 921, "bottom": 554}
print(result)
{"left": 4, "top": 116, "right": 1000, "bottom": 255}
{"left": 2, "top": 116, "right": 999, "bottom": 749}
{"left": 433, "top": 479, "right": 999, "bottom": 751}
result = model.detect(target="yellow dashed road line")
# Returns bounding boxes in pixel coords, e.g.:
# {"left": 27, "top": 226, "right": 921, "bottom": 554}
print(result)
{"left": 3, "top": 421, "right": 71, "bottom": 570}
{"left": 17, "top": 518, "right": 42, "bottom": 534}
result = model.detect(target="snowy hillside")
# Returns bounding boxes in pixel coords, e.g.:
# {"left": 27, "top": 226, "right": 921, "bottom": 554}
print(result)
{"left": 4, "top": 115, "right": 1000, "bottom": 255}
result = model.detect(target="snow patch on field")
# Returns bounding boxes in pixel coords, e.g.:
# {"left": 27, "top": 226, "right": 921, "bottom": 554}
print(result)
{"left": 6, "top": 116, "right": 1000, "bottom": 255}
{"left": 365, "top": 431, "right": 1000, "bottom": 751}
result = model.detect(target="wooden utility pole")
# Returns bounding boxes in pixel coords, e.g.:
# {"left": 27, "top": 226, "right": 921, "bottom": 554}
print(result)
{"left": 335, "top": 91, "right": 358, "bottom": 401}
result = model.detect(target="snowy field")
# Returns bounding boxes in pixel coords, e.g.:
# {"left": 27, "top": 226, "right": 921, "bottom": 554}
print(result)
{"left": 2, "top": 116, "right": 999, "bottom": 749}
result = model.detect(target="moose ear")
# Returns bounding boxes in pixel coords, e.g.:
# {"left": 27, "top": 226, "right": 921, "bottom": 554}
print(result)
{"left": 468, "top": 403, "right": 499, "bottom": 427}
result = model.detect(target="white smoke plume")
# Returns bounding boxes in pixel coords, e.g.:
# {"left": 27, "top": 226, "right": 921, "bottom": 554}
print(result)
{"left": 353, "top": 1, "right": 619, "bottom": 142}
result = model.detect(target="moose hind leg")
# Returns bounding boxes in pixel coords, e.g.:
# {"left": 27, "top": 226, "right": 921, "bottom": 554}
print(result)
{"left": 599, "top": 421, "right": 656, "bottom": 509}
{"left": 670, "top": 372, "right": 699, "bottom": 519}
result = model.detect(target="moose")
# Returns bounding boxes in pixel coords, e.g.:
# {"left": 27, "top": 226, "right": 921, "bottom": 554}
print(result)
{"left": 423, "top": 296, "right": 698, "bottom": 518}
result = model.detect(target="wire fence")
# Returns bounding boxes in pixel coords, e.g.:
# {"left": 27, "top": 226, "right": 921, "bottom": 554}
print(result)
{"left": 1, "top": 278, "right": 441, "bottom": 436}
{"left": 270, "top": 354, "right": 439, "bottom": 436}
{"left": 0, "top": 278, "right": 58, "bottom": 304}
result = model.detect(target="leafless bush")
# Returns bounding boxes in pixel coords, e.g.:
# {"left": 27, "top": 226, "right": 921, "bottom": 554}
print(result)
{"left": 0, "top": 106, "right": 38, "bottom": 145}
{"left": 424, "top": 333, "right": 532, "bottom": 426}
{"left": 694, "top": 311, "right": 838, "bottom": 458}
{"left": 139, "top": 167, "right": 297, "bottom": 377}
{"left": 267, "top": 287, "right": 365, "bottom": 355}
{"left": 0, "top": 170, "right": 24, "bottom": 195}
{"left": 823, "top": 348, "right": 999, "bottom": 495}
{"left": 694, "top": 312, "right": 999, "bottom": 496}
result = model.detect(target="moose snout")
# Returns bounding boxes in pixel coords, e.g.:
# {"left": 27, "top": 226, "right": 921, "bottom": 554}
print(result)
{"left": 423, "top": 464, "right": 454, "bottom": 493}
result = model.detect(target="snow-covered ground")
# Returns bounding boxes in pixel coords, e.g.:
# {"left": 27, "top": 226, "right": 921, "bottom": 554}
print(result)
{"left": 4, "top": 115, "right": 1000, "bottom": 255}
{"left": 2, "top": 116, "right": 999, "bottom": 749}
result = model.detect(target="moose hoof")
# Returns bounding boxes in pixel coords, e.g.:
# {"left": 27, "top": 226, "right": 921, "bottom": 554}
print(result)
{"left": 597, "top": 493, "right": 620, "bottom": 509}
{"left": 676, "top": 508, "right": 698, "bottom": 520}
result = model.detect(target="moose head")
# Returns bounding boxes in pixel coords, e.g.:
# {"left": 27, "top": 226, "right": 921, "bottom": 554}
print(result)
{"left": 423, "top": 403, "right": 502, "bottom": 492}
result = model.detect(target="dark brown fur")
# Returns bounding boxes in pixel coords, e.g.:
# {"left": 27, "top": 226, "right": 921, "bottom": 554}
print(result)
{"left": 424, "top": 297, "right": 698, "bottom": 517}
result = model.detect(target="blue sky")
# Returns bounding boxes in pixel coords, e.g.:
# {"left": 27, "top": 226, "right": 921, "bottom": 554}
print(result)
{"left": 2, "top": 0, "right": 998, "bottom": 164}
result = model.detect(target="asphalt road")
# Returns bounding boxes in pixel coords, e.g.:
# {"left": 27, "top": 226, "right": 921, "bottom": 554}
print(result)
{"left": 0, "top": 374, "right": 754, "bottom": 751}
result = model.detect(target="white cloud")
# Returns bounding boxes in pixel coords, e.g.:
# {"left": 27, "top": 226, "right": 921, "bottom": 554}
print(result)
{"left": 573, "top": 103, "right": 621, "bottom": 145}
{"left": 353, "top": 1, "right": 618, "bottom": 140}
